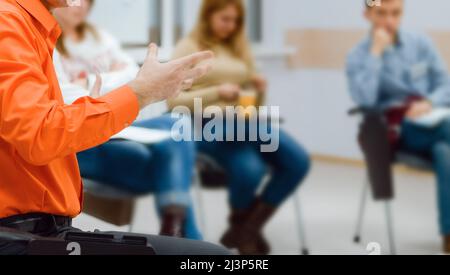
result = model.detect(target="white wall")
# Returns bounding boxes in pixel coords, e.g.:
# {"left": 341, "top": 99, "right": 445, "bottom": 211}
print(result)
{"left": 88, "top": 0, "right": 450, "bottom": 159}
{"left": 261, "top": 0, "right": 450, "bottom": 159}
{"left": 89, "top": 0, "right": 151, "bottom": 44}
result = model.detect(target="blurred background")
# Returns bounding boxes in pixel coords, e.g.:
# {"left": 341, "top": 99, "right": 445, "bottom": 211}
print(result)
{"left": 72, "top": 0, "right": 450, "bottom": 255}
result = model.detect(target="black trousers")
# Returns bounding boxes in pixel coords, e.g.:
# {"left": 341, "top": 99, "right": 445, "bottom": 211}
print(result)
{"left": 0, "top": 214, "right": 231, "bottom": 255}
{"left": 358, "top": 114, "right": 394, "bottom": 200}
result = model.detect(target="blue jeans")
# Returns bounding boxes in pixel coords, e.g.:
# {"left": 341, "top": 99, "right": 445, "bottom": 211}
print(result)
{"left": 401, "top": 118, "right": 450, "bottom": 235}
{"left": 77, "top": 114, "right": 202, "bottom": 240}
{"left": 197, "top": 117, "right": 310, "bottom": 209}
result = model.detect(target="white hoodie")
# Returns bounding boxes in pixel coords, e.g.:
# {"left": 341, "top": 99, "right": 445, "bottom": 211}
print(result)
{"left": 53, "top": 28, "right": 167, "bottom": 120}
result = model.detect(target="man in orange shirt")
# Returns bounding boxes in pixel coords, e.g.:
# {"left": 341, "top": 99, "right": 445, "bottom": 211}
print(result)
{"left": 0, "top": 0, "right": 227, "bottom": 255}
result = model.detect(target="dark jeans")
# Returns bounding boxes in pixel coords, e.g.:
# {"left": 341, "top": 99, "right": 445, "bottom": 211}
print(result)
{"left": 77, "top": 114, "right": 201, "bottom": 240}
{"left": 401, "top": 118, "right": 450, "bottom": 235}
{"left": 197, "top": 117, "right": 310, "bottom": 209}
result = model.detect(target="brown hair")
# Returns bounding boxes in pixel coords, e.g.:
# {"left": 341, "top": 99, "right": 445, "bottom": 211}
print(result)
{"left": 191, "top": 0, "right": 253, "bottom": 68}
{"left": 56, "top": 0, "right": 99, "bottom": 57}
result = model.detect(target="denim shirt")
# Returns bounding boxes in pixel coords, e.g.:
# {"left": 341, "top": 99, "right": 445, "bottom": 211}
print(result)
{"left": 346, "top": 30, "right": 450, "bottom": 109}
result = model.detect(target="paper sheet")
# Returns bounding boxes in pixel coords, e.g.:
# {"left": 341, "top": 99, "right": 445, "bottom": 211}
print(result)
{"left": 111, "top": 126, "right": 172, "bottom": 144}
{"left": 408, "top": 108, "right": 450, "bottom": 128}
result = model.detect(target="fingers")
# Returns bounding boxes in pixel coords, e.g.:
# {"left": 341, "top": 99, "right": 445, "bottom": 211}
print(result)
{"left": 183, "top": 64, "right": 212, "bottom": 80}
{"left": 146, "top": 43, "right": 159, "bottom": 60}
{"left": 174, "top": 51, "right": 214, "bottom": 68}
{"left": 181, "top": 79, "right": 194, "bottom": 90}
{"left": 90, "top": 74, "right": 102, "bottom": 98}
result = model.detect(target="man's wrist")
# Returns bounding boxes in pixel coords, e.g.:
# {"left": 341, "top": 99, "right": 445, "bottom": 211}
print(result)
{"left": 128, "top": 80, "right": 148, "bottom": 110}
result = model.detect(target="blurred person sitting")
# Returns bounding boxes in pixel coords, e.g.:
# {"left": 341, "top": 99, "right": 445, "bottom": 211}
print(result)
{"left": 347, "top": 0, "right": 450, "bottom": 253}
{"left": 169, "top": 0, "right": 310, "bottom": 255}
{"left": 52, "top": 0, "right": 202, "bottom": 240}
{"left": 0, "top": 0, "right": 229, "bottom": 255}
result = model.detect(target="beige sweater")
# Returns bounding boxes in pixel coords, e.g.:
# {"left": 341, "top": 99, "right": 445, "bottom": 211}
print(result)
{"left": 168, "top": 37, "right": 262, "bottom": 111}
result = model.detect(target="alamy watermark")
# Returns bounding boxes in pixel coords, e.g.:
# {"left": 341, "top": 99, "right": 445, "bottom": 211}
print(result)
{"left": 66, "top": 0, "right": 82, "bottom": 7}
{"left": 170, "top": 99, "right": 281, "bottom": 153}
{"left": 366, "top": 0, "right": 382, "bottom": 7}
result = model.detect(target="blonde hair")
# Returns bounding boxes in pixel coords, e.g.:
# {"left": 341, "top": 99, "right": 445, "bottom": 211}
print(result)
{"left": 191, "top": 0, "right": 253, "bottom": 68}
{"left": 56, "top": 0, "right": 99, "bottom": 57}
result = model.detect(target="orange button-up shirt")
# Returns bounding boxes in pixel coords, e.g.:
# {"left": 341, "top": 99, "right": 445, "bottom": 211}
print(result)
{"left": 0, "top": 0, "right": 139, "bottom": 219}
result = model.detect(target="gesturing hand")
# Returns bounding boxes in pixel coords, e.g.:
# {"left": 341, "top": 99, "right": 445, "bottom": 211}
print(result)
{"left": 129, "top": 43, "right": 214, "bottom": 109}
{"left": 89, "top": 74, "right": 102, "bottom": 98}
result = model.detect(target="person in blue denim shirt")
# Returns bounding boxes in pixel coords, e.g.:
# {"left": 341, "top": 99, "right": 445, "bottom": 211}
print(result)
{"left": 347, "top": 0, "right": 450, "bottom": 253}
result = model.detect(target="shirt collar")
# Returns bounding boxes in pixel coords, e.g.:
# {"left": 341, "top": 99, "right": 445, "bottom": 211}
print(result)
{"left": 15, "top": 0, "right": 60, "bottom": 37}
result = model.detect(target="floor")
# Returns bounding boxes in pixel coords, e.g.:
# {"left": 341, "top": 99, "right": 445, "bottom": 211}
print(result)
{"left": 73, "top": 160, "right": 442, "bottom": 255}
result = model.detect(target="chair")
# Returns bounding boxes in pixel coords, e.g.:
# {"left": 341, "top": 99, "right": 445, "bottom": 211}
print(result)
{"left": 349, "top": 107, "right": 433, "bottom": 255}
{"left": 194, "top": 154, "right": 310, "bottom": 255}
{"left": 82, "top": 179, "right": 143, "bottom": 231}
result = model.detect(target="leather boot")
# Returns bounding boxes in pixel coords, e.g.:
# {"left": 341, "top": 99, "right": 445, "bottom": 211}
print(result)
{"left": 222, "top": 199, "right": 276, "bottom": 255}
{"left": 236, "top": 199, "right": 276, "bottom": 255}
{"left": 220, "top": 208, "right": 270, "bottom": 254}
{"left": 159, "top": 206, "right": 186, "bottom": 238}
{"left": 444, "top": 235, "right": 450, "bottom": 254}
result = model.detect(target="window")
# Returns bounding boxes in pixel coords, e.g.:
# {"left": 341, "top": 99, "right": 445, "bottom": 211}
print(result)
{"left": 91, "top": 0, "right": 264, "bottom": 50}
{"left": 246, "top": 0, "right": 263, "bottom": 43}
{"left": 149, "top": 0, "right": 162, "bottom": 45}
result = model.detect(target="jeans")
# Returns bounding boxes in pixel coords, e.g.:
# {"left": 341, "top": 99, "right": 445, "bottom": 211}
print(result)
{"left": 77, "top": 114, "right": 202, "bottom": 240}
{"left": 401, "top": 118, "right": 450, "bottom": 235}
{"left": 197, "top": 117, "right": 310, "bottom": 209}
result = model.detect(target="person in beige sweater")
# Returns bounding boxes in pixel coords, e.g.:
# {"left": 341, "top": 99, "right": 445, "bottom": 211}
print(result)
{"left": 168, "top": 36, "right": 265, "bottom": 111}
{"left": 169, "top": 0, "right": 310, "bottom": 255}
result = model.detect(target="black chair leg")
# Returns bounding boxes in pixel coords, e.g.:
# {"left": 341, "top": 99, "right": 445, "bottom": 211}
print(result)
{"left": 354, "top": 179, "right": 370, "bottom": 244}
{"left": 293, "top": 191, "right": 309, "bottom": 255}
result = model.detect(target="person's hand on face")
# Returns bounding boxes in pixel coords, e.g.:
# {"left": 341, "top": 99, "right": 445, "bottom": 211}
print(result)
{"left": 218, "top": 83, "right": 241, "bottom": 101}
{"left": 251, "top": 74, "right": 267, "bottom": 93}
{"left": 128, "top": 44, "right": 214, "bottom": 109}
{"left": 406, "top": 100, "right": 433, "bottom": 119}
{"left": 371, "top": 28, "right": 394, "bottom": 57}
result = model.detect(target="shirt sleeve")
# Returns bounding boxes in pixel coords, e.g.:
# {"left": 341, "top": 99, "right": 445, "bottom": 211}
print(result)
{"left": 0, "top": 12, "right": 139, "bottom": 166}
{"left": 346, "top": 44, "right": 383, "bottom": 107}
{"left": 420, "top": 36, "right": 450, "bottom": 107}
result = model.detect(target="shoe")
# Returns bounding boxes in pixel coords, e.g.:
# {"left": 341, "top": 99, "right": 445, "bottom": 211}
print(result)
{"left": 159, "top": 206, "right": 186, "bottom": 238}
{"left": 221, "top": 199, "right": 275, "bottom": 255}
{"left": 444, "top": 235, "right": 450, "bottom": 254}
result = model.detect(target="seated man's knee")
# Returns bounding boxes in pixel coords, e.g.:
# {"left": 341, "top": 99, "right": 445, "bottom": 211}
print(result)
{"left": 432, "top": 142, "right": 450, "bottom": 165}
{"left": 439, "top": 118, "right": 450, "bottom": 141}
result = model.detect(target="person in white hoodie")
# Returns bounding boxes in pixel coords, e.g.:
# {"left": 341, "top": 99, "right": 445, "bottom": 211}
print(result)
{"left": 52, "top": 0, "right": 202, "bottom": 240}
